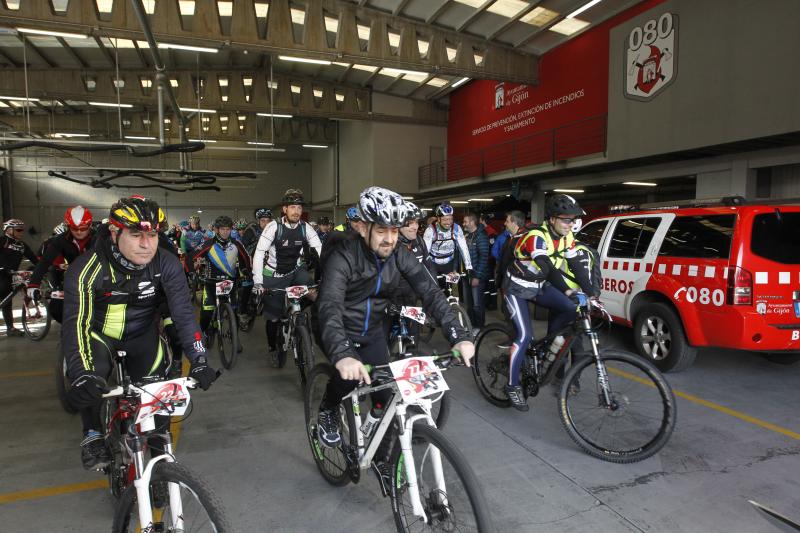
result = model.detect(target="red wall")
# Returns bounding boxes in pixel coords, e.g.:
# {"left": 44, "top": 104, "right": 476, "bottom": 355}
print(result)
{"left": 447, "top": 0, "right": 666, "bottom": 163}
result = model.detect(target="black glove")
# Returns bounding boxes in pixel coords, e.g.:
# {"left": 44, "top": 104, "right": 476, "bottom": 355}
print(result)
{"left": 189, "top": 357, "right": 218, "bottom": 391}
{"left": 67, "top": 373, "right": 107, "bottom": 409}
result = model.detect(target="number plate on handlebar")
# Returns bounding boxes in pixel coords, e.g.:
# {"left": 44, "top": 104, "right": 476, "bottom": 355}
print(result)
{"left": 286, "top": 285, "right": 309, "bottom": 299}
{"left": 215, "top": 279, "right": 234, "bottom": 295}
{"left": 12, "top": 271, "right": 31, "bottom": 284}
{"left": 400, "top": 306, "right": 427, "bottom": 325}
{"left": 388, "top": 357, "right": 449, "bottom": 402}
{"left": 445, "top": 272, "right": 461, "bottom": 284}
{"left": 50, "top": 290, "right": 65, "bottom": 300}
{"left": 135, "top": 378, "right": 191, "bottom": 424}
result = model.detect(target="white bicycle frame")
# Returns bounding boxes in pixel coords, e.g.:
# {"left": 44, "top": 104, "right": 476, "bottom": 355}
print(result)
{"left": 103, "top": 376, "right": 195, "bottom": 530}
{"left": 344, "top": 382, "right": 448, "bottom": 524}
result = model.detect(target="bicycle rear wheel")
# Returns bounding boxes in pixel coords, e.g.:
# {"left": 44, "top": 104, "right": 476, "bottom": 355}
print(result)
{"left": 304, "top": 363, "right": 353, "bottom": 486}
{"left": 390, "top": 423, "right": 494, "bottom": 533}
{"left": 112, "top": 461, "right": 231, "bottom": 533}
{"left": 294, "top": 319, "right": 315, "bottom": 389}
{"left": 100, "top": 398, "right": 130, "bottom": 499}
{"left": 472, "top": 323, "right": 513, "bottom": 407}
{"left": 217, "top": 303, "right": 239, "bottom": 370}
{"left": 55, "top": 350, "right": 77, "bottom": 414}
{"left": 559, "top": 349, "right": 677, "bottom": 463}
{"left": 21, "top": 296, "right": 50, "bottom": 341}
{"left": 450, "top": 302, "right": 472, "bottom": 338}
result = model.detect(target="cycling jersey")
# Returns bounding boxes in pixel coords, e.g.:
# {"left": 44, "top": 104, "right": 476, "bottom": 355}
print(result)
{"left": 253, "top": 218, "right": 322, "bottom": 283}
{"left": 241, "top": 222, "right": 262, "bottom": 255}
{"left": 192, "top": 237, "right": 251, "bottom": 279}
{"left": 317, "top": 237, "right": 471, "bottom": 365}
{"left": 422, "top": 223, "right": 473, "bottom": 269}
{"left": 180, "top": 226, "right": 205, "bottom": 254}
{"left": 0, "top": 234, "right": 38, "bottom": 271}
{"left": 63, "top": 232, "right": 206, "bottom": 381}
{"left": 29, "top": 230, "right": 95, "bottom": 288}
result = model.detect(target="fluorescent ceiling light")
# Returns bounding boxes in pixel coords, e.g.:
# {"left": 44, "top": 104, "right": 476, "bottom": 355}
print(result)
{"left": 380, "top": 67, "right": 428, "bottom": 78}
{"left": 90, "top": 101, "right": 133, "bottom": 108}
{"left": 453, "top": 0, "right": 484, "bottom": 7}
{"left": 468, "top": 198, "right": 493, "bottom": 202}
{"left": 521, "top": 7, "right": 559, "bottom": 26}
{"left": 549, "top": 18, "right": 590, "bottom": 35}
{"left": 180, "top": 107, "right": 217, "bottom": 114}
{"left": 257, "top": 112, "right": 293, "bottom": 119}
{"left": 451, "top": 77, "right": 470, "bottom": 88}
{"left": 567, "top": 0, "right": 603, "bottom": 19}
{"left": 278, "top": 55, "right": 331, "bottom": 65}
{"left": 158, "top": 42, "right": 218, "bottom": 54}
{"left": 197, "top": 210, "right": 203, "bottom": 213}
{"left": 623, "top": 181, "right": 658, "bottom": 187}
{"left": 247, "top": 141, "right": 274, "bottom": 146}
{"left": 0, "top": 95, "right": 40, "bottom": 102}
{"left": 427, "top": 78, "right": 448, "bottom": 88}
{"left": 16, "top": 27, "right": 87, "bottom": 39}
{"left": 553, "top": 188, "right": 584, "bottom": 193}
{"left": 351, "top": 64, "right": 378, "bottom": 73}
{"left": 402, "top": 196, "right": 414, "bottom": 200}
{"left": 487, "top": 0, "right": 530, "bottom": 18}
{"left": 189, "top": 139, "right": 217, "bottom": 143}
{"left": 125, "top": 135, "right": 156, "bottom": 140}
{"left": 450, "top": 200, "right": 469, "bottom": 204}
{"left": 303, "top": 144, "right": 328, "bottom": 149}
{"left": 53, "top": 132, "right": 90, "bottom": 138}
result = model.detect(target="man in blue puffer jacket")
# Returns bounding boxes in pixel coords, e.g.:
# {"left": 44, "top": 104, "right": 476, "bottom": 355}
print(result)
{"left": 462, "top": 212, "right": 490, "bottom": 334}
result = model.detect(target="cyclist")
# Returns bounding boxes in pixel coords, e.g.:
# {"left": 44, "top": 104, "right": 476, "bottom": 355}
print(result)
{"left": 423, "top": 203, "right": 473, "bottom": 282}
{"left": 315, "top": 187, "right": 475, "bottom": 485}
{"left": 333, "top": 206, "right": 361, "bottom": 232}
{"left": 242, "top": 208, "right": 273, "bottom": 256}
{"left": 503, "top": 194, "right": 591, "bottom": 411}
{"left": 232, "top": 218, "right": 248, "bottom": 241}
{"left": 316, "top": 216, "right": 332, "bottom": 245}
{"left": 27, "top": 206, "right": 96, "bottom": 324}
{"left": 393, "top": 205, "right": 434, "bottom": 342}
{"left": 252, "top": 189, "right": 322, "bottom": 360}
{"left": 62, "top": 196, "right": 218, "bottom": 469}
{"left": 1, "top": 219, "right": 38, "bottom": 336}
{"left": 191, "top": 215, "right": 252, "bottom": 337}
{"left": 462, "top": 212, "right": 490, "bottom": 334}
{"left": 180, "top": 215, "right": 205, "bottom": 256}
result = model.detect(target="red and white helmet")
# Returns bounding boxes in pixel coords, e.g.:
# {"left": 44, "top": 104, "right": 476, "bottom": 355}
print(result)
{"left": 64, "top": 205, "right": 93, "bottom": 231}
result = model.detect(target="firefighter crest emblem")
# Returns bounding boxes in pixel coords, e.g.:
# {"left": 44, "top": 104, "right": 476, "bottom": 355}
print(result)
{"left": 494, "top": 82, "right": 505, "bottom": 110}
{"left": 624, "top": 12, "right": 678, "bottom": 101}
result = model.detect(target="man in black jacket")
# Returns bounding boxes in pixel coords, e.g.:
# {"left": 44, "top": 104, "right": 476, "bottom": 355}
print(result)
{"left": 314, "top": 187, "right": 474, "bottom": 485}
{"left": 0, "top": 219, "right": 38, "bottom": 336}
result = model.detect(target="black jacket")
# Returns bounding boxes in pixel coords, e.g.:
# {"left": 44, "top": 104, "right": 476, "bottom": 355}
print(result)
{"left": 0, "top": 235, "right": 38, "bottom": 272}
{"left": 29, "top": 231, "right": 95, "bottom": 287}
{"left": 316, "top": 237, "right": 471, "bottom": 365}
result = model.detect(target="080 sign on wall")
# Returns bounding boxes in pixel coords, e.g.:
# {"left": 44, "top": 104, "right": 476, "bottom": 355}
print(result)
{"left": 624, "top": 12, "right": 678, "bottom": 101}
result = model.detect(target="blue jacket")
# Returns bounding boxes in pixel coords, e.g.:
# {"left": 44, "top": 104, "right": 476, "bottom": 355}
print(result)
{"left": 465, "top": 224, "right": 490, "bottom": 281}
{"left": 491, "top": 230, "right": 510, "bottom": 261}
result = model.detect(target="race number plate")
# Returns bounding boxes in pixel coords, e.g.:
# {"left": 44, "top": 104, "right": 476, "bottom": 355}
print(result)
{"left": 215, "top": 279, "right": 234, "bottom": 295}
{"left": 388, "top": 357, "right": 449, "bottom": 402}
{"left": 286, "top": 285, "right": 309, "bottom": 299}
{"left": 50, "top": 290, "right": 65, "bottom": 300}
{"left": 400, "top": 306, "right": 427, "bottom": 324}
{"left": 135, "top": 379, "right": 191, "bottom": 424}
{"left": 445, "top": 272, "right": 461, "bottom": 284}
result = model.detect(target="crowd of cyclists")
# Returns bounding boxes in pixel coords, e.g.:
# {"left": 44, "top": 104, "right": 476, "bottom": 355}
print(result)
{"left": 1, "top": 185, "right": 601, "bottom": 489}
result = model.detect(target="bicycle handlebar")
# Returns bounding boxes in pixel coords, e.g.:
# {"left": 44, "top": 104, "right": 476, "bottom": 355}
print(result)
{"left": 101, "top": 377, "right": 199, "bottom": 399}
{"left": 362, "top": 349, "right": 463, "bottom": 375}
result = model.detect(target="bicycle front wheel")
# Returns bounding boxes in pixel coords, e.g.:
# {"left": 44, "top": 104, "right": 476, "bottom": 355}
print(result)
{"left": 304, "top": 363, "right": 353, "bottom": 486}
{"left": 472, "top": 323, "right": 513, "bottom": 407}
{"left": 559, "top": 349, "right": 677, "bottom": 463}
{"left": 112, "top": 461, "right": 231, "bottom": 533}
{"left": 55, "top": 350, "right": 77, "bottom": 414}
{"left": 21, "top": 296, "right": 50, "bottom": 341}
{"left": 450, "top": 302, "right": 473, "bottom": 337}
{"left": 294, "top": 319, "right": 315, "bottom": 389}
{"left": 217, "top": 303, "right": 239, "bottom": 370}
{"left": 390, "top": 423, "right": 494, "bottom": 533}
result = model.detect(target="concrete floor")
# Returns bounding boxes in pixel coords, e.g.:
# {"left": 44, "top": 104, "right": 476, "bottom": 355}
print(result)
{"left": 1, "top": 305, "right": 799, "bottom": 532}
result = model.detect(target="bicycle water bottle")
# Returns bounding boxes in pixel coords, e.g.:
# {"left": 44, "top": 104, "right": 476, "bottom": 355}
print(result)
{"left": 547, "top": 335, "right": 565, "bottom": 361}
{"left": 360, "top": 403, "right": 384, "bottom": 437}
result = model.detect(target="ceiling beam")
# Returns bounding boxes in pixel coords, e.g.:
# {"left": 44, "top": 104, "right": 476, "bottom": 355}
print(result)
{"left": 57, "top": 37, "right": 88, "bottom": 69}
{"left": 0, "top": 0, "right": 538, "bottom": 84}
{"left": 93, "top": 35, "right": 116, "bottom": 67}
{"left": 17, "top": 34, "right": 55, "bottom": 68}
{"left": 487, "top": 1, "right": 543, "bottom": 41}
{"left": 456, "top": 1, "right": 494, "bottom": 33}
{"left": 0, "top": 46, "right": 20, "bottom": 67}
{"left": 426, "top": 1, "right": 453, "bottom": 25}
{"left": 392, "top": 0, "right": 412, "bottom": 17}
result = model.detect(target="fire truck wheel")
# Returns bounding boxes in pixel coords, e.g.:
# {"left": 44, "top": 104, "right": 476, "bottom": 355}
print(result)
{"left": 763, "top": 352, "right": 800, "bottom": 365}
{"left": 633, "top": 302, "right": 697, "bottom": 373}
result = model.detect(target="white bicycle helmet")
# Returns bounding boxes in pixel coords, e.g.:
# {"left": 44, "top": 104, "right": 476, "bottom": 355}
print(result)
{"left": 357, "top": 187, "right": 413, "bottom": 228}
{"left": 436, "top": 203, "right": 454, "bottom": 216}
{"left": 3, "top": 218, "right": 24, "bottom": 231}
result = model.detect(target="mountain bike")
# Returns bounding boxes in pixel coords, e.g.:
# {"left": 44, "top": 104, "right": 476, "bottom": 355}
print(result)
{"left": 472, "top": 293, "right": 676, "bottom": 463}
{"left": 0, "top": 269, "right": 51, "bottom": 340}
{"left": 388, "top": 303, "right": 450, "bottom": 430}
{"left": 200, "top": 274, "right": 240, "bottom": 370}
{"left": 237, "top": 277, "right": 257, "bottom": 332}
{"left": 267, "top": 284, "right": 317, "bottom": 389}
{"left": 99, "top": 350, "right": 230, "bottom": 532}
{"left": 418, "top": 272, "right": 472, "bottom": 343}
{"left": 305, "top": 351, "right": 495, "bottom": 532}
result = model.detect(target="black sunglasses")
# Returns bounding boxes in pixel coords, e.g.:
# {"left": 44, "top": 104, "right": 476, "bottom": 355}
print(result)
{"left": 555, "top": 216, "right": 579, "bottom": 224}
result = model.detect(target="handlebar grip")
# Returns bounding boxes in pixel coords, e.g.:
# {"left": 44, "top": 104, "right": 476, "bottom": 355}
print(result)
{"left": 101, "top": 386, "right": 124, "bottom": 398}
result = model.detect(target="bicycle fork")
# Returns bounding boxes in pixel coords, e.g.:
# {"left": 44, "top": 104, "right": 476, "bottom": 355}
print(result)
{"left": 130, "top": 419, "right": 183, "bottom": 530}
{"left": 583, "top": 318, "right": 614, "bottom": 408}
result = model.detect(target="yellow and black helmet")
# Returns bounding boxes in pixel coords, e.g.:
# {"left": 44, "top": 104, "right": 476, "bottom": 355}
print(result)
{"left": 109, "top": 195, "right": 166, "bottom": 232}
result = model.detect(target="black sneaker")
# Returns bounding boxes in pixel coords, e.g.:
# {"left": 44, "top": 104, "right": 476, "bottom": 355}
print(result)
{"left": 505, "top": 384, "right": 529, "bottom": 412}
{"left": 81, "top": 431, "right": 111, "bottom": 470}
{"left": 7, "top": 328, "right": 23, "bottom": 337}
{"left": 317, "top": 407, "right": 341, "bottom": 448}
{"left": 372, "top": 460, "right": 392, "bottom": 497}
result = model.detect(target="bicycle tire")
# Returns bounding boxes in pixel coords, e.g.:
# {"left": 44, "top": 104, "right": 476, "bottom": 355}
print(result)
{"left": 100, "top": 398, "right": 130, "bottom": 499}
{"left": 409, "top": 391, "right": 451, "bottom": 432}
{"left": 390, "top": 422, "right": 495, "bottom": 533}
{"left": 55, "top": 351, "right": 77, "bottom": 414}
{"left": 304, "top": 363, "right": 353, "bottom": 487}
{"left": 295, "top": 320, "right": 315, "bottom": 389}
{"left": 21, "top": 296, "right": 51, "bottom": 341}
{"left": 451, "top": 302, "right": 473, "bottom": 338}
{"left": 111, "top": 461, "right": 232, "bottom": 533}
{"left": 472, "top": 323, "right": 513, "bottom": 408}
{"left": 559, "top": 349, "right": 677, "bottom": 463}
{"left": 217, "top": 303, "right": 239, "bottom": 370}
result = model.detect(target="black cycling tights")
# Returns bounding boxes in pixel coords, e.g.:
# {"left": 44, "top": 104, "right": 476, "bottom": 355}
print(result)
{"left": 80, "top": 327, "right": 169, "bottom": 433}
{"left": 0, "top": 274, "right": 14, "bottom": 330}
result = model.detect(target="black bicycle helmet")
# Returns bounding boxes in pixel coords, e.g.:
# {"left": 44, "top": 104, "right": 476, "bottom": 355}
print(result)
{"left": 109, "top": 196, "right": 166, "bottom": 232}
{"left": 317, "top": 216, "right": 331, "bottom": 226}
{"left": 545, "top": 193, "right": 585, "bottom": 217}
{"left": 213, "top": 215, "right": 233, "bottom": 228}
{"left": 435, "top": 203, "right": 454, "bottom": 216}
{"left": 281, "top": 188, "right": 305, "bottom": 206}
{"left": 254, "top": 208, "right": 273, "bottom": 220}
